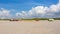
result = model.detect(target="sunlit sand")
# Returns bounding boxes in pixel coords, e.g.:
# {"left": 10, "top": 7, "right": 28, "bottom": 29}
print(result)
{"left": 0, "top": 20, "right": 60, "bottom": 34}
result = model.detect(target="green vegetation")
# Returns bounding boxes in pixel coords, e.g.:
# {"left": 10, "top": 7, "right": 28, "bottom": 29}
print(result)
{"left": 0, "top": 18, "right": 60, "bottom": 21}
{"left": 0, "top": 19, "right": 10, "bottom": 21}
{"left": 32, "top": 18, "right": 49, "bottom": 20}
{"left": 53, "top": 18, "right": 60, "bottom": 20}
{"left": 21, "top": 18, "right": 60, "bottom": 20}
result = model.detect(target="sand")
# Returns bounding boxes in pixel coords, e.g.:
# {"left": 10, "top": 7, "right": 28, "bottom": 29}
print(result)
{"left": 0, "top": 20, "right": 60, "bottom": 34}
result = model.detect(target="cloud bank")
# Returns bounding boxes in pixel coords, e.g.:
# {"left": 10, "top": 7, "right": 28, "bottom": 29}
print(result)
{"left": 0, "top": 0, "right": 60, "bottom": 18}
{"left": 16, "top": 0, "right": 60, "bottom": 18}
{"left": 0, "top": 8, "right": 11, "bottom": 19}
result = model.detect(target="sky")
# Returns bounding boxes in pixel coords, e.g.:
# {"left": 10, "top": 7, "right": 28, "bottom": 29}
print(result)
{"left": 0, "top": 0, "right": 60, "bottom": 18}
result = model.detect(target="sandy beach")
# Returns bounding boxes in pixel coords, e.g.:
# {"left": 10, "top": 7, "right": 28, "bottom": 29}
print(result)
{"left": 0, "top": 20, "right": 60, "bottom": 34}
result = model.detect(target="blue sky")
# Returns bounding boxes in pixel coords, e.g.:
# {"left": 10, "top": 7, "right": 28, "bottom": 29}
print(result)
{"left": 0, "top": 0, "right": 60, "bottom": 18}
{"left": 0, "top": 0, "right": 58, "bottom": 10}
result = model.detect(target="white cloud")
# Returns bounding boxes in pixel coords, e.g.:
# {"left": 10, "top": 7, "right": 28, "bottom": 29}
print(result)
{"left": 50, "top": 5, "right": 58, "bottom": 12}
{"left": 0, "top": 0, "right": 60, "bottom": 18}
{"left": 0, "top": 8, "right": 11, "bottom": 19}
{"left": 30, "top": 6, "right": 48, "bottom": 14}
{"left": 16, "top": 11, "right": 28, "bottom": 18}
{"left": 16, "top": 0, "right": 60, "bottom": 18}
